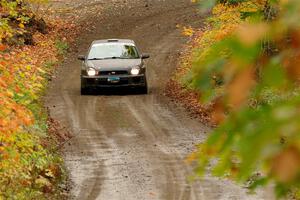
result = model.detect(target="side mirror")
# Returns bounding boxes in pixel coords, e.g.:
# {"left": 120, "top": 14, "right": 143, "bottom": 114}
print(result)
{"left": 78, "top": 55, "right": 86, "bottom": 61}
{"left": 141, "top": 53, "right": 150, "bottom": 59}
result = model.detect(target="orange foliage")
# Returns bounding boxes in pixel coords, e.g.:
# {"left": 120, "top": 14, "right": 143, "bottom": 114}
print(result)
{"left": 0, "top": 18, "right": 76, "bottom": 197}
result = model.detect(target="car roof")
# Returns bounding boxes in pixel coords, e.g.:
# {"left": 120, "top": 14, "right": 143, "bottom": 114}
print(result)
{"left": 92, "top": 39, "right": 135, "bottom": 45}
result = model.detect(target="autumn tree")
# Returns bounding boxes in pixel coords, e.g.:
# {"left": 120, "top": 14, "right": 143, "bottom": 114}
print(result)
{"left": 189, "top": 0, "right": 300, "bottom": 198}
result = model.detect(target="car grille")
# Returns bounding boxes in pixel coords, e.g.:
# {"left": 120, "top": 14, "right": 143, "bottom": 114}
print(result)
{"left": 99, "top": 78, "right": 129, "bottom": 85}
{"left": 99, "top": 70, "right": 128, "bottom": 75}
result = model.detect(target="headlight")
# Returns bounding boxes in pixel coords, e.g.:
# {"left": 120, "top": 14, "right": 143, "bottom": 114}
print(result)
{"left": 131, "top": 67, "right": 140, "bottom": 75}
{"left": 87, "top": 68, "right": 96, "bottom": 76}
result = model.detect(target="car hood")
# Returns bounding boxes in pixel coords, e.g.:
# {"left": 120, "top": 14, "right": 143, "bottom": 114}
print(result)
{"left": 86, "top": 59, "right": 142, "bottom": 71}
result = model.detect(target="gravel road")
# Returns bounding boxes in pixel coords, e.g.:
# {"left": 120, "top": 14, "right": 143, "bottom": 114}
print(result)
{"left": 46, "top": 0, "right": 274, "bottom": 199}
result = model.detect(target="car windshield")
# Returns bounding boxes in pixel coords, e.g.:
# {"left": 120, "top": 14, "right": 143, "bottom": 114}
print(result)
{"left": 87, "top": 43, "right": 140, "bottom": 60}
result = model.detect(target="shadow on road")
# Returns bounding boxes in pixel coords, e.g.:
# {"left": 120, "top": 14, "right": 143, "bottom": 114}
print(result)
{"left": 83, "top": 87, "right": 148, "bottom": 96}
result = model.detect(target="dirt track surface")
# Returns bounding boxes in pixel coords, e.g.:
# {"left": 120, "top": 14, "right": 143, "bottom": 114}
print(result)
{"left": 46, "top": 0, "right": 274, "bottom": 199}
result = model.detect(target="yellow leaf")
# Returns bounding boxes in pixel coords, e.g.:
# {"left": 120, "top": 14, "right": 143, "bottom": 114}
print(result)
{"left": 19, "top": 23, "right": 25, "bottom": 29}
{"left": 45, "top": 169, "right": 55, "bottom": 178}
{"left": 182, "top": 26, "right": 195, "bottom": 37}
{"left": 6, "top": 90, "right": 14, "bottom": 98}
{"left": 185, "top": 152, "right": 197, "bottom": 164}
{"left": 35, "top": 176, "right": 52, "bottom": 187}
{"left": 25, "top": 65, "right": 31, "bottom": 70}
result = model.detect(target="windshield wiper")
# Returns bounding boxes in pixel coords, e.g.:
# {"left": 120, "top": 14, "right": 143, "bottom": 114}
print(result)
{"left": 88, "top": 58, "right": 104, "bottom": 60}
{"left": 88, "top": 57, "right": 136, "bottom": 60}
{"left": 104, "top": 56, "right": 122, "bottom": 59}
{"left": 88, "top": 57, "right": 120, "bottom": 60}
{"left": 102, "top": 56, "right": 136, "bottom": 59}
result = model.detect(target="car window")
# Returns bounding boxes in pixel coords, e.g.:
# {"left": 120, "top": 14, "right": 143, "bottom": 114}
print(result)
{"left": 88, "top": 43, "right": 140, "bottom": 59}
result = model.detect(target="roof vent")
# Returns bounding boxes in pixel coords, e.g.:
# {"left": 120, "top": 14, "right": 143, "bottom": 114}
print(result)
{"left": 107, "top": 39, "right": 119, "bottom": 42}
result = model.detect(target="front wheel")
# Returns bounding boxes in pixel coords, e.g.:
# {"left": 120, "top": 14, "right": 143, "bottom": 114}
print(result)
{"left": 81, "top": 87, "right": 89, "bottom": 95}
{"left": 139, "top": 78, "right": 148, "bottom": 94}
{"left": 81, "top": 78, "right": 89, "bottom": 95}
{"left": 139, "top": 85, "right": 148, "bottom": 94}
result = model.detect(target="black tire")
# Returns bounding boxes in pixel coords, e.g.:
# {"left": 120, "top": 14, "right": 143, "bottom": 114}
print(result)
{"left": 139, "top": 85, "right": 148, "bottom": 94}
{"left": 140, "top": 78, "right": 148, "bottom": 94}
{"left": 81, "top": 78, "right": 88, "bottom": 95}
{"left": 81, "top": 87, "right": 89, "bottom": 95}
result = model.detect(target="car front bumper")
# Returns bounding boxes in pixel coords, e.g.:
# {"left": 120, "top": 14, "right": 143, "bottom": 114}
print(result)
{"left": 81, "top": 74, "right": 146, "bottom": 88}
